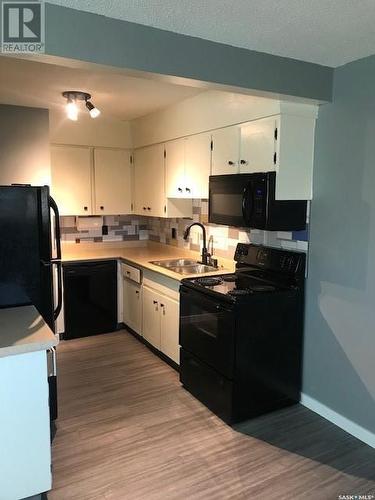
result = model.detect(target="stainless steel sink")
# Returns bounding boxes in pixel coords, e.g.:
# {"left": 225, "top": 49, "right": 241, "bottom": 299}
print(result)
{"left": 150, "top": 259, "right": 218, "bottom": 275}
{"left": 150, "top": 258, "right": 198, "bottom": 268}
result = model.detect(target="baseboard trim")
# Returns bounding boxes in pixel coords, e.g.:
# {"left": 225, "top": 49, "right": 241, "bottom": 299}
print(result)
{"left": 301, "top": 393, "right": 375, "bottom": 449}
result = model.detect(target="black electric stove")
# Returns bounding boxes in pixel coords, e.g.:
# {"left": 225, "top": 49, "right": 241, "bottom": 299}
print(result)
{"left": 179, "top": 243, "right": 306, "bottom": 425}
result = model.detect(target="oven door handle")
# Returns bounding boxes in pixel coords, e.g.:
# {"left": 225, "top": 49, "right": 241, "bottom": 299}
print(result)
{"left": 180, "top": 286, "right": 233, "bottom": 313}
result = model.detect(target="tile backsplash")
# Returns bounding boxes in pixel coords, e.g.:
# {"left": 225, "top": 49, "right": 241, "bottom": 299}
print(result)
{"left": 60, "top": 215, "right": 149, "bottom": 243}
{"left": 61, "top": 199, "right": 309, "bottom": 258}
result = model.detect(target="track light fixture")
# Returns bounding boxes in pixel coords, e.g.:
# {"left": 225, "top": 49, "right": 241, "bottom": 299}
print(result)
{"left": 62, "top": 91, "right": 101, "bottom": 121}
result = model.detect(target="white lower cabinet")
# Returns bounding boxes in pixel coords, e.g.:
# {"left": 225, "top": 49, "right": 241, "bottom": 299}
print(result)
{"left": 142, "top": 285, "right": 162, "bottom": 349}
{"left": 160, "top": 294, "right": 180, "bottom": 364}
{"left": 123, "top": 278, "right": 142, "bottom": 334}
{"left": 142, "top": 283, "right": 180, "bottom": 364}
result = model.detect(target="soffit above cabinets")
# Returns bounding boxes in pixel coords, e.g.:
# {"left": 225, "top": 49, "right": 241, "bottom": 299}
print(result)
{"left": 0, "top": 56, "right": 203, "bottom": 121}
{"left": 48, "top": 0, "right": 375, "bottom": 67}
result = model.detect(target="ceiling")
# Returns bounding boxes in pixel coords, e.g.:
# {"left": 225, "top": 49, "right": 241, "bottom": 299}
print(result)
{"left": 0, "top": 57, "right": 202, "bottom": 120}
{"left": 48, "top": 0, "right": 375, "bottom": 67}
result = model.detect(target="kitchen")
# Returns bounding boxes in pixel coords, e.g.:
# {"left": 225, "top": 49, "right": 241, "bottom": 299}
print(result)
{"left": 0, "top": 3, "right": 375, "bottom": 498}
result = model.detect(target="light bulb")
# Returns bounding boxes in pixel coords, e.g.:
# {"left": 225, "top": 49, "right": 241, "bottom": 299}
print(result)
{"left": 89, "top": 106, "right": 101, "bottom": 118}
{"left": 86, "top": 100, "right": 101, "bottom": 119}
{"left": 66, "top": 100, "right": 78, "bottom": 121}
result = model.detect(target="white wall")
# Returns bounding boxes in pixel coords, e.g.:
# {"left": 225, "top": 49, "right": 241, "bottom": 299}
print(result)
{"left": 50, "top": 109, "right": 132, "bottom": 148}
{"left": 131, "top": 90, "right": 281, "bottom": 148}
{"left": 0, "top": 104, "right": 50, "bottom": 185}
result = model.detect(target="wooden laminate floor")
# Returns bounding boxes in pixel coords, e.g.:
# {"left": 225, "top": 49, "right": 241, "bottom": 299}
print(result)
{"left": 49, "top": 331, "right": 375, "bottom": 500}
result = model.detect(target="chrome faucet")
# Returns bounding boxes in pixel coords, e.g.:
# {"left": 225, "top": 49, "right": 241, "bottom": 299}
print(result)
{"left": 183, "top": 223, "right": 217, "bottom": 267}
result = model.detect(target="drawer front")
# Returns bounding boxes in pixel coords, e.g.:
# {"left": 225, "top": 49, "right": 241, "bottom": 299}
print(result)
{"left": 180, "top": 349, "right": 233, "bottom": 424}
{"left": 122, "top": 263, "right": 141, "bottom": 283}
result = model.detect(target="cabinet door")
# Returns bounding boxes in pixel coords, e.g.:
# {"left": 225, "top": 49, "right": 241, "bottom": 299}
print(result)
{"left": 94, "top": 149, "right": 131, "bottom": 215}
{"left": 165, "top": 139, "right": 185, "bottom": 198}
{"left": 123, "top": 279, "right": 142, "bottom": 334}
{"left": 51, "top": 145, "right": 92, "bottom": 215}
{"left": 160, "top": 295, "right": 180, "bottom": 365}
{"left": 185, "top": 133, "right": 211, "bottom": 199}
{"left": 142, "top": 286, "right": 161, "bottom": 349}
{"left": 211, "top": 126, "right": 240, "bottom": 175}
{"left": 134, "top": 144, "right": 165, "bottom": 217}
{"left": 239, "top": 117, "right": 278, "bottom": 173}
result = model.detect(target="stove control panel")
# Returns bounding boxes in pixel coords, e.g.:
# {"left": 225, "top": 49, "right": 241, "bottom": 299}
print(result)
{"left": 234, "top": 243, "right": 305, "bottom": 276}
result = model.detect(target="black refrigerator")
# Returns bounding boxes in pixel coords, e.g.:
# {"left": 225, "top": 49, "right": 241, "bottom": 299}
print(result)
{"left": 0, "top": 185, "right": 62, "bottom": 421}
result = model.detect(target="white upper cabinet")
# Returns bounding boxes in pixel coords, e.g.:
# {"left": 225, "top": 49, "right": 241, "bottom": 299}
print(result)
{"left": 211, "top": 126, "right": 240, "bottom": 175}
{"left": 134, "top": 143, "right": 192, "bottom": 218}
{"left": 239, "top": 117, "right": 278, "bottom": 173}
{"left": 165, "top": 139, "right": 186, "bottom": 198}
{"left": 210, "top": 112, "right": 316, "bottom": 200}
{"left": 133, "top": 143, "right": 165, "bottom": 217}
{"left": 51, "top": 145, "right": 132, "bottom": 216}
{"left": 184, "top": 133, "right": 211, "bottom": 199}
{"left": 165, "top": 133, "right": 211, "bottom": 199}
{"left": 51, "top": 145, "right": 92, "bottom": 216}
{"left": 94, "top": 149, "right": 132, "bottom": 215}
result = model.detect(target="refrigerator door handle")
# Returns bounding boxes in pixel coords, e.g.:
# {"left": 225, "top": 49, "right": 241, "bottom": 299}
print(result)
{"left": 49, "top": 195, "right": 61, "bottom": 260}
{"left": 48, "top": 195, "right": 63, "bottom": 321}
{"left": 47, "top": 347, "right": 57, "bottom": 377}
{"left": 53, "top": 261, "right": 63, "bottom": 320}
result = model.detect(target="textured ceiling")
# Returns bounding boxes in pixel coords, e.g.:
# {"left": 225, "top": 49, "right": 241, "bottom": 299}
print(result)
{"left": 0, "top": 57, "right": 202, "bottom": 120}
{"left": 47, "top": 0, "right": 375, "bottom": 67}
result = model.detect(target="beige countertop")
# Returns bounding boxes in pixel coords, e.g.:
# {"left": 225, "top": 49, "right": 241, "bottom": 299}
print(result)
{"left": 0, "top": 305, "right": 58, "bottom": 358}
{"left": 62, "top": 241, "right": 235, "bottom": 281}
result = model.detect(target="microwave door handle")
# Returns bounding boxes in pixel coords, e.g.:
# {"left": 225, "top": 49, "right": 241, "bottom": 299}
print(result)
{"left": 242, "top": 182, "right": 253, "bottom": 224}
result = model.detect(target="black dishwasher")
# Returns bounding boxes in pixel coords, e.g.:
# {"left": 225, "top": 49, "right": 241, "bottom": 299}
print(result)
{"left": 63, "top": 260, "right": 117, "bottom": 339}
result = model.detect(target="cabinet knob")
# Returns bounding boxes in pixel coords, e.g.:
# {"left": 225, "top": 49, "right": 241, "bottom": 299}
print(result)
{"left": 84, "top": 206, "right": 88, "bottom": 211}
{"left": 135, "top": 290, "right": 139, "bottom": 295}
{"left": 100, "top": 206, "right": 104, "bottom": 210}
{"left": 147, "top": 207, "right": 151, "bottom": 211}
{"left": 153, "top": 300, "right": 158, "bottom": 305}
{"left": 240, "top": 159, "right": 248, "bottom": 165}
{"left": 178, "top": 187, "right": 183, "bottom": 193}
{"left": 228, "top": 161, "right": 235, "bottom": 166}
{"left": 143, "top": 207, "right": 147, "bottom": 210}
{"left": 185, "top": 187, "right": 191, "bottom": 193}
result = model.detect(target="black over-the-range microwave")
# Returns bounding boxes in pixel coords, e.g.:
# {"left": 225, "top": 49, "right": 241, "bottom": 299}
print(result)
{"left": 209, "top": 172, "right": 307, "bottom": 230}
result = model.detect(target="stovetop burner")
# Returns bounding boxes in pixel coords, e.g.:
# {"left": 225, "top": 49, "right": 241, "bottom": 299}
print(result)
{"left": 228, "top": 289, "right": 252, "bottom": 296}
{"left": 222, "top": 275, "right": 237, "bottom": 282}
{"left": 195, "top": 277, "right": 223, "bottom": 286}
{"left": 250, "top": 285, "right": 276, "bottom": 292}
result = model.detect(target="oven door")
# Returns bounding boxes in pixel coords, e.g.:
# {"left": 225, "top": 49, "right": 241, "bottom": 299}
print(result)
{"left": 209, "top": 174, "right": 252, "bottom": 227}
{"left": 179, "top": 285, "right": 235, "bottom": 378}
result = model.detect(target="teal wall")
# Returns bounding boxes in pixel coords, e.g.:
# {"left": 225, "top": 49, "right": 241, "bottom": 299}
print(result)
{"left": 304, "top": 55, "right": 375, "bottom": 433}
{"left": 44, "top": 3, "right": 333, "bottom": 102}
